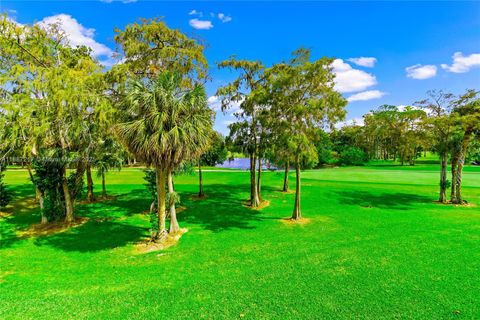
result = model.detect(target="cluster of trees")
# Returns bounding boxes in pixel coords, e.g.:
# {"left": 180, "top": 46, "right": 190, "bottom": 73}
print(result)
{"left": 0, "top": 14, "right": 348, "bottom": 243}
{"left": 1, "top": 13, "right": 477, "bottom": 244}
{"left": 418, "top": 90, "right": 479, "bottom": 204}
{"left": 316, "top": 90, "right": 479, "bottom": 204}
{"left": 217, "top": 49, "right": 347, "bottom": 218}
{"left": 0, "top": 16, "right": 213, "bottom": 240}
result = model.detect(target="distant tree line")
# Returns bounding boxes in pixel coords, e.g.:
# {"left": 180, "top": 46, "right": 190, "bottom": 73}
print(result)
{"left": 307, "top": 90, "right": 479, "bottom": 204}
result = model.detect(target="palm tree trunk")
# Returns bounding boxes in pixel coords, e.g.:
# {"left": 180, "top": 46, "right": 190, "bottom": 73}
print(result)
{"left": 86, "top": 164, "right": 95, "bottom": 203}
{"left": 101, "top": 172, "right": 107, "bottom": 198}
{"left": 283, "top": 161, "right": 289, "bottom": 192}
{"left": 250, "top": 153, "right": 260, "bottom": 207}
{"left": 291, "top": 157, "right": 301, "bottom": 220}
{"left": 439, "top": 152, "right": 447, "bottom": 203}
{"left": 257, "top": 157, "right": 262, "bottom": 202}
{"left": 198, "top": 160, "right": 204, "bottom": 198}
{"left": 155, "top": 166, "right": 167, "bottom": 239}
{"left": 168, "top": 170, "right": 180, "bottom": 233}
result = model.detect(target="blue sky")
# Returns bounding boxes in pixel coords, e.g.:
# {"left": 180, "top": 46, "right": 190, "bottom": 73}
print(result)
{"left": 2, "top": 1, "right": 480, "bottom": 134}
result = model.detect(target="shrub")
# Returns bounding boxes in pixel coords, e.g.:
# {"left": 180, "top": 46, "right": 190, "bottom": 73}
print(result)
{"left": 339, "top": 147, "right": 368, "bottom": 166}
{"left": 0, "top": 167, "right": 12, "bottom": 209}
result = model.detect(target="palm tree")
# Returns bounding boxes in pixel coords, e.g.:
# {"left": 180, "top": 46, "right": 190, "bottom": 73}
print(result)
{"left": 116, "top": 73, "right": 213, "bottom": 239}
{"left": 94, "top": 137, "right": 123, "bottom": 198}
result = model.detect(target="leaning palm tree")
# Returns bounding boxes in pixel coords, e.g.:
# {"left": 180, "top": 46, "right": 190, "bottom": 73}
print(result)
{"left": 116, "top": 73, "right": 213, "bottom": 239}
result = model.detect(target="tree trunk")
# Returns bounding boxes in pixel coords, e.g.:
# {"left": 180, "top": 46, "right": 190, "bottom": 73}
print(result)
{"left": 291, "top": 158, "right": 301, "bottom": 220}
{"left": 439, "top": 152, "right": 447, "bottom": 203}
{"left": 450, "top": 154, "right": 459, "bottom": 203}
{"left": 453, "top": 130, "right": 473, "bottom": 204}
{"left": 62, "top": 167, "right": 74, "bottom": 223}
{"left": 86, "top": 164, "right": 95, "bottom": 203}
{"left": 257, "top": 157, "right": 262, "bottom": 202}
{"left": 198, "top": 160, "right": 204, "bottom": 198}
{"left": 168, "top": 170, "right": 180, "bottom": 233}
{"left": 250, "top": 153, "right": 260, "bottom": 207}
{"left": 39, "top": 192, "right": 47, "bottom": 224}
{"left": 26, "top": 164, "right": 41, "bottom": 203}
{"left": 101, "top": 172, "right": 107, "bottom": 198}
{"left": 283, "top": 161, "right": 289, "bottom": 192}
{"left": 454, "top": 156, "right": 465, "bottom": 204}
{"left": 155, "top": 166, "right": 167, "bottom": 239}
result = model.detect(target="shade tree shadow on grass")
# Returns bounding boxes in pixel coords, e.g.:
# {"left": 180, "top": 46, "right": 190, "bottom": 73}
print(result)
{"left": 0, "top": 184, "right": 39, "bottom": 249}
{"left": 28, "top": 182, "right": 266, "bottom": 252}
{"left": 104, "top": 189, "right": 151, "bottom": 216}
{"left": 107, "top": 183, "right": 267, "bottom": 232}
{"left": 33, "top": 219, "right": 146, "bottom": 252}
{"left": 334, "top": 190, "right": 432, "bottom": 210}
{"left": 179, "top": 183, "right": 266, "bottom": 232}
{"left": 2, "top": 179, "right": 271, "bottom": 252}
{"left": 1, "top": 184, "right": 148, "bottom": 252}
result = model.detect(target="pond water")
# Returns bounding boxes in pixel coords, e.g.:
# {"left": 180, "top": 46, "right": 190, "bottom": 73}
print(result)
{"left": 215, "top": 158, "right": 278, "bottom": 170}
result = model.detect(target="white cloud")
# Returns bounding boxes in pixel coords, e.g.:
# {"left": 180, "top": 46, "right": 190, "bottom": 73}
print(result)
{"left": 37, "top": 14, "right": 114, "bottom": 65}
{"left": 347, "top": 90, "right": 387, "bottom": 102}
{"left": 347, "top": 57, "right": 377, "bottom": 68}
{"left": 441, "top": 52, "right": 480, "bottom": 73}
{"left": 208, "top": 96, "right": 222, "bottom": 111}
{"left": 335, "top": 117, "right": 365, "bottom": 129}
{"left": 218, "top": 13, "right": 232, "bottom": 23}
{"left": 332, "top": 59, "right": 377, "bottom": 93}
{"left": 188, "top": 10, "right": 203, "bottom": 17}
{"left": 189, "top": 18, "right": 213, "bottom": 30}
{"left": 405, "top": 64, "right": 437, "bottom": 80}
{"left": 5, "top": 16, "right": 24, "bottom": 27}
{"left": 208, "top": 96, "right": 242, "bottom": 114}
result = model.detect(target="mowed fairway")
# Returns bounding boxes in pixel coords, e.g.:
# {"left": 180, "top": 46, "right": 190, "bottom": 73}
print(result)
{"left": 1, "top": 164, "right": 479, "bottom": 319}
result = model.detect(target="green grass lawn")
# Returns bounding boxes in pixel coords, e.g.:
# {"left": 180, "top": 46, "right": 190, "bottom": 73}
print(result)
{"left": 1, "top": 164, "right": 479, "bottom": 319}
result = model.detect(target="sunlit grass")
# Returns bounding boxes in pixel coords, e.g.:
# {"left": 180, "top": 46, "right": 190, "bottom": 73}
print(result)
{"left": 1, "top": 164, "right": 479, "bottom": 319}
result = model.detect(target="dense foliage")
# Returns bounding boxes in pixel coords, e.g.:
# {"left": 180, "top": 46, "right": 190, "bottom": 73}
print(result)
{"left": 0, "top": 165, "right": 11, "bottom": 208}
{"left": 339, "top": 147, "right": 368, "bottom": 166}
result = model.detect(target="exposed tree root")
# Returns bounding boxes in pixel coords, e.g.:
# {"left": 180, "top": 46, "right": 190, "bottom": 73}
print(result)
{"left": 281, "top": 217, "right": 311, "bottom": 226}
{"left": 242, "top": 199, "right": 270, "bottom": 210}
{"left": 434, "top": 200, "right": 475, "bottom": 207}
{"left": 135, "top": 228, "right": 188, "bottom": 254}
